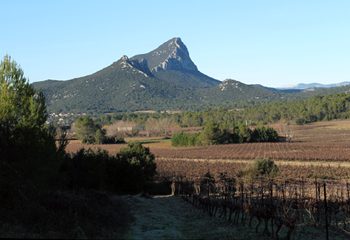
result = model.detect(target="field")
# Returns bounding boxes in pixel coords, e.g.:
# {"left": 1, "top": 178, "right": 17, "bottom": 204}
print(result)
{"left": 66, "top": 120, "right": 350, "bottom": 181}
{"left": 67, "top": 120, "right": 350, "bottom": 161}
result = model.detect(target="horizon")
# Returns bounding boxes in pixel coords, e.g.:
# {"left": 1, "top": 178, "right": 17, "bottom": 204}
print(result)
{"left": 1, "top": 1, "right": 349, "bottom": 88}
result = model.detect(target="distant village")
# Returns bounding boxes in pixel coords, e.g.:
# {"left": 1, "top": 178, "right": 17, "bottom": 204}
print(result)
{"left": 47, "top": 112, "right": 87, "bottom": 127}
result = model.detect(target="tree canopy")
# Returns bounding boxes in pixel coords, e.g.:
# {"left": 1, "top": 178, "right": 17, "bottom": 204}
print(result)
{"left": 0, "top": 55, "right": 56, "bottom": 164}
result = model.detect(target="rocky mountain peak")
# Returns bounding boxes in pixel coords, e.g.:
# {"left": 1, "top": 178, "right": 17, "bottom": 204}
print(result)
{"left": 165, "top": 37, "right": 185, "bottom": 52}
{"left": 130, "top": 37, "right": 198, "bottom": 73}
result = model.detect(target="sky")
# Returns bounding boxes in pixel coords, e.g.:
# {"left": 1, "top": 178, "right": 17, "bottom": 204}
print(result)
{"left": 1, "top": 0, "right": 349, "bottom": 88}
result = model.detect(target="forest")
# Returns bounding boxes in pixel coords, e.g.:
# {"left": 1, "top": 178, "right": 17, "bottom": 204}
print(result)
{"left": 92, "top": 92, "right": 350, "bottom": 130}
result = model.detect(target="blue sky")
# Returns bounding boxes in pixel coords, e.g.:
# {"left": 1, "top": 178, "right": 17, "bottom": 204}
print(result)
{"left": 1, "top": 0, "right": 349, "bottom": 87}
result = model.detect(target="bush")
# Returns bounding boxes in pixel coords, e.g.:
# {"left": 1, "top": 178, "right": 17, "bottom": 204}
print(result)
{"left": 171, "top": 132, "right": 200, "bottom": 146}
{"left": 248, "top": 159, "right": 279, "bottom": 179}
{"left": 74, "top": 117, "right": 127, "bottom": 144}
{"left": 296, "top": 118, "right": 306, "bottom": 125}
{"left": 94, "top": 129, "right": 105, "bottom": 144}
{"left": 199, "top": 121, "right": 222, "bottom": 145}
{"left": 236, "top": 125, "right": 252, "bottom": 143}
{"left": 60, "top": 149, "right": 110, "bottom": 190}
{"left": 251, "top": 127, "right": 279, "bottom": 142}
{"left": 61, "top": 143, "right": 156, "bottom": 194}
{"left": 116, "top": 142, "right": 156, "bottom": 192}
{"left": 74, "top": 116, "right": 100, "bottom": 143}
{"left": 102, "top": 136, "right": 126, "bottom": 144}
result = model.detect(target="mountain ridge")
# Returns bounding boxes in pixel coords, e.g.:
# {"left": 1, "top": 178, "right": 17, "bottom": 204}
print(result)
{"left": 32, "top": 37, "right": 350, "bottom": 113}
{"left": 287, "top": 82, "right": 350, "bottom": 90}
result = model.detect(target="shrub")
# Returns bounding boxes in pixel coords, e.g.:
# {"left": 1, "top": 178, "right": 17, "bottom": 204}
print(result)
{"left": 102, "top": 135, "right": 126, "bottom": 144}
{"left": 61, "top": 143, "right": 156, "bottom": 194}
{"left": 107, "top": 143, "right": 156, "bottom": 193}
{"left": 60, "top": 149, "right": 110, "bottom": 190}
{"left": 236, "top": 125, "right": 252, "bottom": 143}
{"left": 74, "top": 117, "right": 127, "bottom": 144}
{"left": 251, "top": 127, "right": 279, "bottom": 142}
{"left": 74, "top": 116, "right": 100, "bottom": 143}
{"left": 199, "top": 121, "right": 222, "bottom": 145}
{"left": 117, "top": 143, "right": 156, "bottom": 182}
{"left": 171, "top": 132, "right": 200, "bottom": 146}
{"left": 296, "top": 118, "right": 306, "bottom": 125}
{"left": 248, "top": 159, "right": 279, "bottom": 179}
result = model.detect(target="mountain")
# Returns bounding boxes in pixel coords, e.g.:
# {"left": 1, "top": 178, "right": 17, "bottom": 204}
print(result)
{"left": 33, "top": 37, "right": 285, "bottom": 113}
{"left": 34, "top": 37, "right": 350, "bottom": 113}
{"left": 292, "top": 82, "right": 350, "bottom": 90}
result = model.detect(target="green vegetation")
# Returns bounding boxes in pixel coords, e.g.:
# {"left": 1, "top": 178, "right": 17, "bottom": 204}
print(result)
{"left": 61, "top": 143, "right": 156, "bottom": 194}
{"left": 189, "top": 93, "right": 350, "bottom": 126}
{"left": 87, "top": 92, "right": 350, "bottom": 140}
{"left": 73, "top": 116, "right": 125, "bottom": 144}
{"left": 244, "top": 159, "right": 279, "bottom": 179}
{"left": 171, "top": 132, "right": 201, "bottom": 147}
{"left": 250, "top": 127, "right": 279, "bottom": 142}
{"left": 117, "top": 142, "right": 157, "bottom": 192}
{"left": 241, "top": 93, "right": 350, "bottom": 125}
{"left": 171, "top": 121, "right": 279, "bottom": 146}
{"left": 0, "top": 55, "right": 61, "bottom": 194}
{"left": 0, "top": 56, "right": 156, "bottom": 238}
{"left": 74, "top": 116, "right": 101, "bottom": 143}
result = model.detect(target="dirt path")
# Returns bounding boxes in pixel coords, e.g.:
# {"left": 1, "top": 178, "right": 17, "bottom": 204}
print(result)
{"left": 123, "top": 195, "right": 269, "bottom": 240}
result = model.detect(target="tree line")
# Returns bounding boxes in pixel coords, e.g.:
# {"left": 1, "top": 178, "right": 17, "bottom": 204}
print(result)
{"left": 92, "top": 92, "right": 350, "bottom": 130}
{"left": 172, "top": 121, "right": 279, "bottom": 147}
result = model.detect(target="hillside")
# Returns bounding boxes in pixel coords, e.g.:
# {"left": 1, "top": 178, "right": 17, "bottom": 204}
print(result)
{"left": 32, "top": 38, "right": 287, "bottom": 113}
{"left": 33, "top": 37, "right": 350, "bottom": 113}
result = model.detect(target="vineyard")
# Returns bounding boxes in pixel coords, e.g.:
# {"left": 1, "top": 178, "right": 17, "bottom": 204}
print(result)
{"left": 66, "top": 120, "right": 350, "bottom": 162}
{"left": 153, "top": 141, "right": 350, "bottom": 161}
{"left": 156, "top": 158, "right": 350, "bottom": 180}
{"left": 153, "top": 121, "right": 350, "bottom": 161}
{"left": 63, "top": 120, "right": 350, "bottom": 239}
{"left": 172, "top": 176, "right": 350, "bottom": 239}
{"left": 153, "top": 120, "right": 350, "bottom": 239}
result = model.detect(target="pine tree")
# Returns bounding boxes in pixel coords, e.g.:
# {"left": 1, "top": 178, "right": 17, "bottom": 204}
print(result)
{"left": 0, "top": 55, "right": 60, "bottom": 193}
